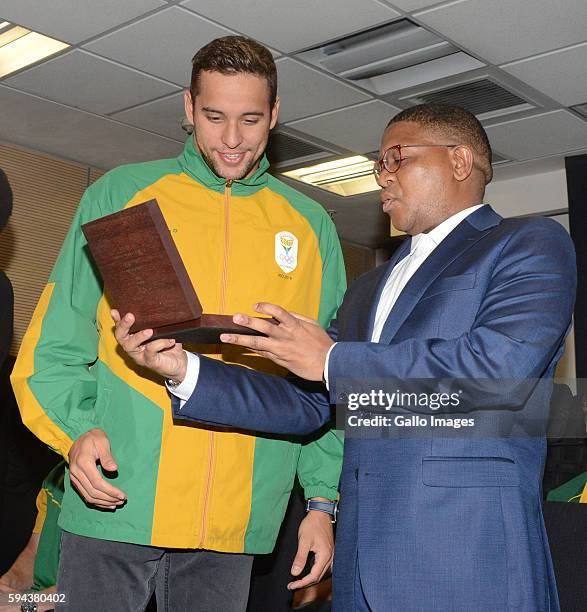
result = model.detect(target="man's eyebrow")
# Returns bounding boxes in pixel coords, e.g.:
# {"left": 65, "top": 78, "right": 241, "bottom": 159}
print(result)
{"left": 201, "top": 107, "right": 265, "bottom": 117}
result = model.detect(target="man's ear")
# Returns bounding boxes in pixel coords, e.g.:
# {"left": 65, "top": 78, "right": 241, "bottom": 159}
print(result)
{"left": 270, "top": 95, "right": 280, "bottom": 130}
{"left": 452, "top": 145, "right": 474, "bottom": 182}
{"left": 183, "top": 90, "right": 194, "bottom": 126}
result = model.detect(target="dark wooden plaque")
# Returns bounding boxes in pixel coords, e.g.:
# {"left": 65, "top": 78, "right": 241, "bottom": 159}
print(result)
{"left": 82, "top": 199, "right": 274, "bottom": 343}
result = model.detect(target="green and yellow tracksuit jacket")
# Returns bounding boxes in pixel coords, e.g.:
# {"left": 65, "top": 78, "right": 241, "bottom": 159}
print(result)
{"left": 11, "top": 137, "right": 346, "bottom": 553}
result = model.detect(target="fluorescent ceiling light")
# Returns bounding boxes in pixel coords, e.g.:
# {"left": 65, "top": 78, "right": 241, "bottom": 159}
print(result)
{"left": 283, "top": 156, "right": 380, "bottom": 197}
{"left": 0, "top": 25, "right": 30, "bottom": 48}
{"left": 0, "top": 20, "right": 69, "bottom": 78}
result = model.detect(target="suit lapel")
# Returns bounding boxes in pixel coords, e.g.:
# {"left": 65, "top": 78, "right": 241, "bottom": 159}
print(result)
{"left": 378, "top": 208, "right": 500, "bottom": 344}
{"left": 362, "top": 238, "right": 412, "bottom": 340}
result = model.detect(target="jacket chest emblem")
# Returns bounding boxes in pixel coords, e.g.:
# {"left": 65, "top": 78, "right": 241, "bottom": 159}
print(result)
{"left": 275, "top": 231, "right": 298, "bottom": 273}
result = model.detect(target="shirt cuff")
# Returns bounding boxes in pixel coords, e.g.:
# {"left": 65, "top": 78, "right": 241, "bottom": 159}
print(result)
{"left": 323, "top": 342, "right": 337, "bottom": 391}
{"left": 165, "top": 351, "right": 200, "bottom": 401}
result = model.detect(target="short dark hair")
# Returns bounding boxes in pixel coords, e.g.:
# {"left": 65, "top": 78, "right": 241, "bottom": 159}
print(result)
{"left": 190, "top": 36, "right": 277, "bottom": 108}
{"left": 387, "top": 104, "right": 493, "bottom": 184}
{"left": 0, "top": 168, "right": 13, "bottom": 231}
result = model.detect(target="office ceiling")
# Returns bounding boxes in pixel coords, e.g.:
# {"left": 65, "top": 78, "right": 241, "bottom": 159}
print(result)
{"left": 1, "top": 0, "right": 586, "bottom": 246}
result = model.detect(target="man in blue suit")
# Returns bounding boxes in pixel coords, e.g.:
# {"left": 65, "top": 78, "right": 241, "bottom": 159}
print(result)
{"left": 114, "top": 104, "right": 576, "bottom": 611}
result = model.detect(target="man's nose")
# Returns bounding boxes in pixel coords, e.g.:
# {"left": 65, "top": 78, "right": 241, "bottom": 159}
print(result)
{"left": 222, "top": 122, "right": 243, "bottom": 149}
{"left": 376, "top": 169, "right": 396, "bottom": 188}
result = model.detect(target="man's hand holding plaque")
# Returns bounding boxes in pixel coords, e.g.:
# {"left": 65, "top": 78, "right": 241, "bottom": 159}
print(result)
{"left": 112, "top": 310, "right": 188, "bottom": 383}
{"left": 220, "top": 303, "right": 334, "bottom": 382}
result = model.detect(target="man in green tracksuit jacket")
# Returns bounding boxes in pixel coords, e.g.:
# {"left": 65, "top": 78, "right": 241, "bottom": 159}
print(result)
{"left": 12, "top": 36, "right": 345, "bottom": 611}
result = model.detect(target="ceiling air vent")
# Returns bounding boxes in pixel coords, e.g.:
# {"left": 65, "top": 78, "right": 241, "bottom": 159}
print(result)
{"left": 266, "top": 132, "right": 332, "bottom": 169}
{"left": 403, "top": 79, "right": 534, "bottom": 120}
{"left": 296, "top": 19, "right": 484, "bottom": 95}
{"left": 317, "top": 20, "right": 454, "bottom": 81}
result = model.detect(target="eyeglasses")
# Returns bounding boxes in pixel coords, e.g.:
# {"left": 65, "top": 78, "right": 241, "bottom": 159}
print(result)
{"left": 373, "top": 144, "right": 459, "bottom": 178}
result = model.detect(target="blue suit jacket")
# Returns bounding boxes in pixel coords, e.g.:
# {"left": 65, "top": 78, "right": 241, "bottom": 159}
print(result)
{"left": 176, "top": 206, "right": 576, "bottom": 611}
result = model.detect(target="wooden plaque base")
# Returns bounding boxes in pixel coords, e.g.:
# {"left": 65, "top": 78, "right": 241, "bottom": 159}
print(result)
{"left": 151, "top": 314, "right": 275, "bottom": 344}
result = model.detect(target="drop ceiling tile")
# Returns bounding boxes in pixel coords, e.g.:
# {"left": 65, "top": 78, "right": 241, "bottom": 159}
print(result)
{"left": 276, "top": 59, "right": 371, "bottom": 123}
{"left": 502, "top": 43, "right": 587, "bottom": 107}
{"left": 4, "top": 50, "right": 179, "bottom": 115}
{"left": 286, "top": 101, "right": 400, "bottom": 153}
{"left": 416, "top": 0, "right": 587, "bottom": 64}
{"left": 485, "top": 110, "right": 587, "bottom": 160}
{"left": 0, "top": 85, "right": 183, "bottom": 169}
{"left": 85, "top": 7, "right": 236, "bottom": 86}
{"left": 0, "top": 0, "right": 166, "bottom": 44}
{"left": 180, "top": 0, "right": 400, "bottom": 53}
{"left": 112, "top": 92, "right": 186, "bottom": 140}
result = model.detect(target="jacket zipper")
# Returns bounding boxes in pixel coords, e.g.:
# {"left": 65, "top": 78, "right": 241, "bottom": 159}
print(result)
{"left": 219, "top": 181, "right": 232, "bottom": 313}
{"left": 198, "top": 180, "right": 232, "bottom": 547}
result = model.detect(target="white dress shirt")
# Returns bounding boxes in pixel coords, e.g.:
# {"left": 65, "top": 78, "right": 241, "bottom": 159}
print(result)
{"left": 323, "top": 204, "right": 484, "bottom": 387}
{"left": 168, "top": 350, "right": 200, "bottom": 401}
{"left": 169, "top": 204, "right": 485, "bottom": 399}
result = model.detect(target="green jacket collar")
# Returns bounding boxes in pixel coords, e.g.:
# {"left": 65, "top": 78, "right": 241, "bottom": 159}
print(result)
{"left": 179, "top": 136, "right": 270, "bottom": 195}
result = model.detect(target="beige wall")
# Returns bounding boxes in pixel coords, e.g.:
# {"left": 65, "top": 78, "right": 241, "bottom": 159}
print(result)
{"left": 486, "top": 167, "right": 568, "bottom": 218}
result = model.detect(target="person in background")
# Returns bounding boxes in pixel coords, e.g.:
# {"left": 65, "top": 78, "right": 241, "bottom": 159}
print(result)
{"left": 12, "top": 36, "right": 345, "bottom": 612}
